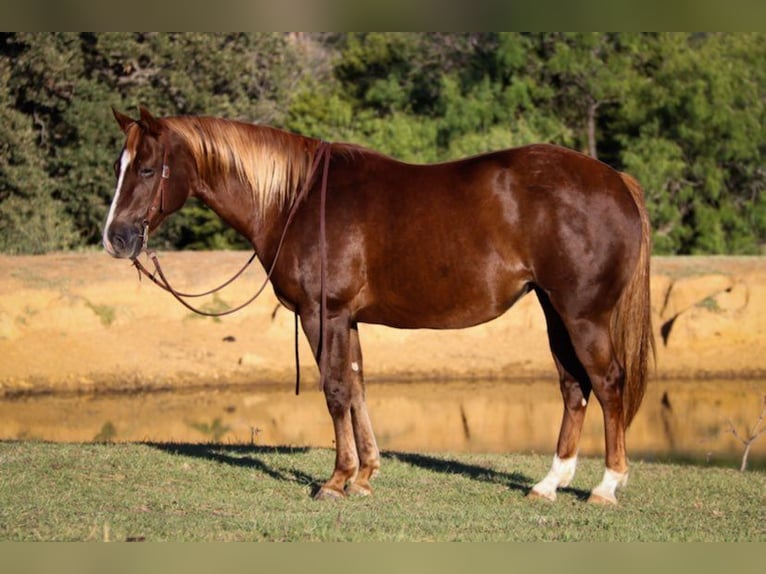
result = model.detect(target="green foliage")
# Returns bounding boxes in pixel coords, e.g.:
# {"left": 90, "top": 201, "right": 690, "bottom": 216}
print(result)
{"left": 0, "top": 55, "right": 78, "bottom": 253}
{"left": 540, "top": 32, "right": 645, "bottom": 159}
{"left": 618, "top": 33, "right": 765, "bottom": 254}
{"left": 0, "top": 194, "right": 78, "bottom": 254}
{"left": 0, "top": 33, "right": 763, "bottom": 255}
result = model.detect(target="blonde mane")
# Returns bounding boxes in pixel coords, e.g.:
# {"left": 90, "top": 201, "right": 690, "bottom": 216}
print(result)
{"left": 163, "top": 116, "right": 316, "bottom": 214}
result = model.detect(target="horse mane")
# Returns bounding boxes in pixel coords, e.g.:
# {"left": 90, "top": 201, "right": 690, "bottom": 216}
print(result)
{"left": 163, "top": 116, "right": 317, "bottom": 214}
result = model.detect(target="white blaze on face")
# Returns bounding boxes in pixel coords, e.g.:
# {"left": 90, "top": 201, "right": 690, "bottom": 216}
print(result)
{"left": 103, "top": 149, "right": 132, "bottom": 255}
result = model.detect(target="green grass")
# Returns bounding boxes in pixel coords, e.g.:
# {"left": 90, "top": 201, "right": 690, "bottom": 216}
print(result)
{"left": 0, "top": 441, "right": 763, "bottom": 542}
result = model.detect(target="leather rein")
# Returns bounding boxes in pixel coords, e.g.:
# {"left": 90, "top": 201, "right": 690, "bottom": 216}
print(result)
{"left": 131, "top": 139, "right": 333, "bottom": 393}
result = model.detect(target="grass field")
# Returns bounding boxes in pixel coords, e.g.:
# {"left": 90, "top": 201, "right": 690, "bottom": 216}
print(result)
{"left": 0, "top": 441, "right": 763, "bottom": 542}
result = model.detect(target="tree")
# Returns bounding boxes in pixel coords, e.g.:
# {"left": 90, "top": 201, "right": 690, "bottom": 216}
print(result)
{"left": 618, "top": 33, "right": 765, "bottom": 254}
{"left": 0, "top": 46, "right": 77, "bottom": 253}
{"left": 289, "top": 33, "right": 569, "bottom": 162}
{"left": 535, "top": 33, "right": 645, "bottom": 161}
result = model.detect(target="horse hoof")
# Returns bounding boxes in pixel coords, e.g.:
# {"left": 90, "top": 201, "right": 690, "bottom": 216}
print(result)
{"left": 313, "top": 486, "right": 346, "bottom": 501}
{"left": 587, "top": 492, "right": 618, "bottom": 505}
{"left": 527, "top": 488, "right": 556, "bottom": 502}
{"left": 346, "top": 482, "right": 373, "bottom": 497}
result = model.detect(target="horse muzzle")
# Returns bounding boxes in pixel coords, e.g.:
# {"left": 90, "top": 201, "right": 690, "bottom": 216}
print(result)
{"left": 103, "top": 221, "right": 144, "bottom": 259}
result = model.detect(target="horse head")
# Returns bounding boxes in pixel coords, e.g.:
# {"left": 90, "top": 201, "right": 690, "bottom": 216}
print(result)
{"left": 103, "top": 107, "right": 192, "bottom": 259}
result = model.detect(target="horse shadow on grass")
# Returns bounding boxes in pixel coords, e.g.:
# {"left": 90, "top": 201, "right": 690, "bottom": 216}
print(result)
{"left": 147, "top": 443, "right": 319, "bottom": 492}
{"left": 382, "top": 451, "right": 589, "bottom": 500}
{"left": 147, "top": 443, "right": 589, "bottom": 500}
{"left": 382, "top": 451, "right": 530, "bottom": 495}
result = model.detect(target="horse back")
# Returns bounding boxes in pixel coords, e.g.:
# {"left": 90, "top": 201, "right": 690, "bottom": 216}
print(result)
{"left": 291, "top": 143, "right": 642, "bottom": 329}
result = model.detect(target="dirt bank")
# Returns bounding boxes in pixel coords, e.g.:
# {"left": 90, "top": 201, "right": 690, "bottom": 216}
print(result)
{"left": 0, "top": 252, "right": 764, "bottom": 395}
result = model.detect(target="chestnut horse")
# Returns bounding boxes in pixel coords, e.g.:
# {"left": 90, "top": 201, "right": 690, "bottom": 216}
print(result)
{"left": 104, "top": 107, "right": 653, "bottom": 504}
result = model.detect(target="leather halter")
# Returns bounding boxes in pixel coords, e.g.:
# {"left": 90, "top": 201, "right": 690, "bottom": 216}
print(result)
{"left": 140, "top": 143, "right": 170, "bottom": 251}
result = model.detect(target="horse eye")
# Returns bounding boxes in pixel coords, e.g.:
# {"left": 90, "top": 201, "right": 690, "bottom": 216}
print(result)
{"left": 139, "top": 168, "right": 155, "bottom": 178}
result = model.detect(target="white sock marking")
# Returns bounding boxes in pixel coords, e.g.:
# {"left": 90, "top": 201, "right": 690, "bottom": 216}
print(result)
{"left": 531, "top": 454, "right": 578, "bottom": 501}
{"left": 590, "top": 467, "right": 628, "bottom": 503}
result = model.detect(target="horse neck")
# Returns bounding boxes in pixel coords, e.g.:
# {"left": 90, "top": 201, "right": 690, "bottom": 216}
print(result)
{"left": 183, "top": 124, "right": 320, "bottom": 265}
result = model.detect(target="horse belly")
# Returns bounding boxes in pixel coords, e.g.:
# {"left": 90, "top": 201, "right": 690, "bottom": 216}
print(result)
{"left": 359, "top": 249, "right": 532, "bottom": 330}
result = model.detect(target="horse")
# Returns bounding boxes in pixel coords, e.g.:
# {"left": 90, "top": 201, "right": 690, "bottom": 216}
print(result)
{"left": 103, "top": 107, "right": 654, "bottom": 504}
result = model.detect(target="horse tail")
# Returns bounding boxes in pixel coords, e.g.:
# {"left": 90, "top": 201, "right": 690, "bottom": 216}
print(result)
{"left": 612, "top": 172, "right": 655, "bottom": 427}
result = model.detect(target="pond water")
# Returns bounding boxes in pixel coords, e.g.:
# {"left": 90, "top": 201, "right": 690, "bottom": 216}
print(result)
{"left": 1, "top": 378, "right": 764, "bottom": 469}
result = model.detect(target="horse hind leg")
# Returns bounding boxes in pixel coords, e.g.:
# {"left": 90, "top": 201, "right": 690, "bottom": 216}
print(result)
{"left": 530, "top": 363, "right": 592, "bottom": 501}
{"left": 565, "top": 315, "right": 629, "bottom": 505}
{"left": 530, "top": 288, "right": 592, "bottom": 502}
{"left": 345, "top": 323, "right": 381, "bottom": 496}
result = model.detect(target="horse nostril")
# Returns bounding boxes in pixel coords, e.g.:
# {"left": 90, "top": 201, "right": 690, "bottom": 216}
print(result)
{"left": 112, "top": 234, "right": 126, "bottom": 251}
{"left": 107, "top": 223, "right": 141, "bottom": 258}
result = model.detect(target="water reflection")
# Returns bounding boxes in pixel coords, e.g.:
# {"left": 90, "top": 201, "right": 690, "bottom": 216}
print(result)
{"left": 1, "top": 379, "right": 764, "bottom": 468}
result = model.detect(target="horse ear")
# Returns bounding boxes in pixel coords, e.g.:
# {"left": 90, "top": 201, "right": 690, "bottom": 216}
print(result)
{"left": 138, "top": 106, "right": 162, "bottom": 135}
{"left": 112, "top": 107, "right": 135, "bottom": 133}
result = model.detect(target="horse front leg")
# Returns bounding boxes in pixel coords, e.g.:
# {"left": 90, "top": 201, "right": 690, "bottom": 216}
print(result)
{"left": 346, "top": 323, "right": 380, "bottom": 496}
{"left": 300, "top": 310, "right": 359, "bottom": 500}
